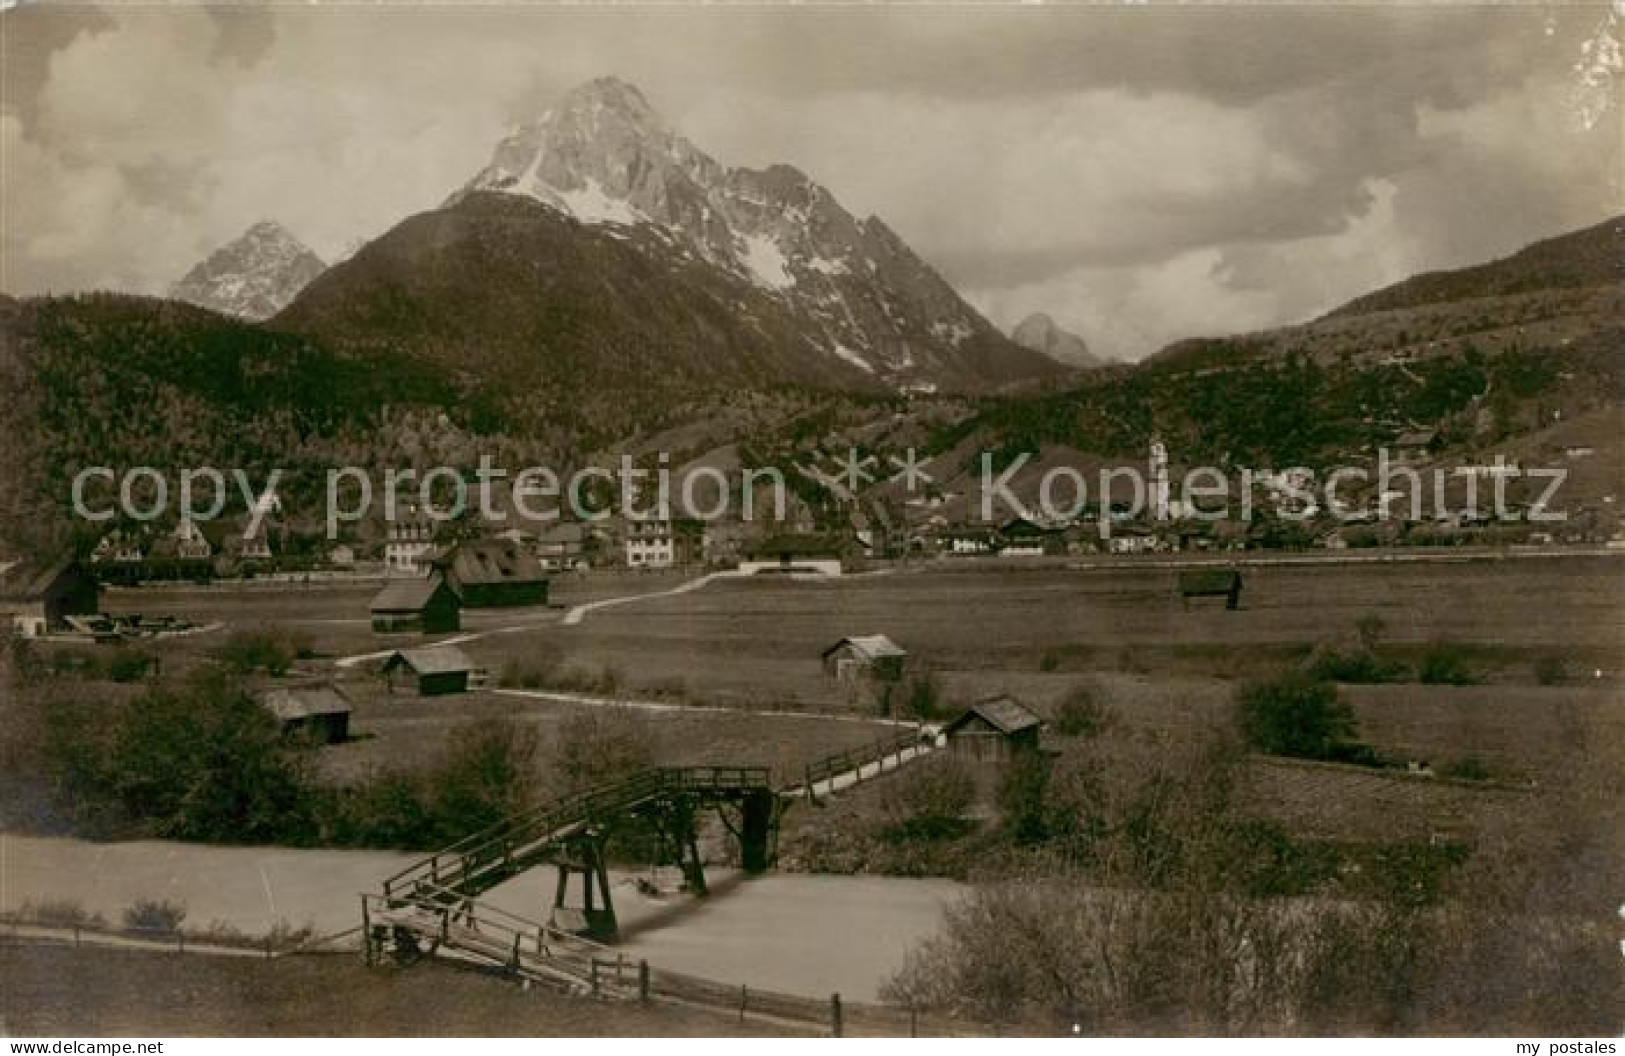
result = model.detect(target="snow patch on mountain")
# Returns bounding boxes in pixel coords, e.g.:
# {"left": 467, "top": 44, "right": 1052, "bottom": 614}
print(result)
{"left": 171, "top": 221, "right": 327, "bottom": 321}
{"left": 829, "top": 342, "right": 876, "bottom": 373}
{"left": 739, "top": 233, "right": 795, "bottom": 289}
{"left": 558, "top": 177, "right": 643, "bottom": 226}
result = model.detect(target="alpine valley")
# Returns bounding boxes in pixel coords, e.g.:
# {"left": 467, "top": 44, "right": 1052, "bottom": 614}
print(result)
{"left": 0, "top": 77, "right": 1621, "bottom": 558}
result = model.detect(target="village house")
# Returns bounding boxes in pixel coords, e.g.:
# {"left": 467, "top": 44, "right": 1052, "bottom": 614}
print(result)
{"left": 945, "top": 527, "right": 997, "bottom": 555}
{"left": 624, "top": 517, "right": 707, "bottom": 569}
{"left": 999, "top": 517, "right": 1062, "bottom": 556}
{"left": 0, "top": 559, "right": 100, "bottom": 638}
{"left": 370, "top": 573, "right": 461, "bottom": 634}
{"left": 941, "top": 695, "right": 1044, "bottom": 764}
{"left": 90, "top": 528, "right": 146, "bottom": 564}
{"left": 429, "top": 538, "right": 549, "bottom": 607}
{"left": 256, "top": 683, "right": 352, "bottom": 744}
{"left": 535, "top": 522, "right": 590, "bottom": 572}
{"left": 384, "top": 507, "right": 436, "bottom": 576}
{"left": 382, "top": 644, "right": 476, "bottom": 696}
{"left": 821, "top": 634, "right": 908, "bottom": 683}
{"left": 229, "top": 526, "right": 274, "bottom": 563}
{"left": 172, "top": 517, "right": 213, "bottom": 560}
{"left": 1105, "top": 524, "right": 1160, "bottom": 555}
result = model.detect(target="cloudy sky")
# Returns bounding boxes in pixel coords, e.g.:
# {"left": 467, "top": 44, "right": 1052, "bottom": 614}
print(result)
{"left": 3, "top": 2, "right": 1621, "bottom": 359}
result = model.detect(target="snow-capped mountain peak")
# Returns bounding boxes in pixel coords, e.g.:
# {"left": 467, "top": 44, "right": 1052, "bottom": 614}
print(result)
{"left": 170, "top": 221, "right": 327, "bottom": 320}
{"left": 453, "top": 77, "right": 1062, "bottom": 389}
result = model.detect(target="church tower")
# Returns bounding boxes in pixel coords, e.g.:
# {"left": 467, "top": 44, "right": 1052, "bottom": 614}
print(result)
{"left": 1150, "top": 436, "right": 1171, "bottom": 521}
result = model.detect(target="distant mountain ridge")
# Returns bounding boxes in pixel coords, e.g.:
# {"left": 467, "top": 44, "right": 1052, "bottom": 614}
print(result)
{"left": 1145, "top": 213, "right": 1624, "bottom": 374}
{"left": 1011, "top": 312, "right": 1100, "bottom": 369}
{"left": 1324, "top": 214, "right": 1624, "bottom": 319}
{"left": 170, "top": 221, "right": 327, "bottom": 320}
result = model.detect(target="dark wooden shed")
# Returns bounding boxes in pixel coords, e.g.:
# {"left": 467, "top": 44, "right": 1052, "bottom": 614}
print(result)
{"left": 258, "top": 684, "right": 352, "bottom": 744}
{"left": 941, "top": 695, "right": 1043, "bottom": 764}
{"left": 1178, "top": 568, "right": 1243, "bottom": 610}
{"left": 820, "top": 634, "right": 908, "bottom": 682}
{"left": 382, "top": 645, "right": 475, "bottom": 696}
{"left": 0, "top": 558, "right": 100, "bottom": 637}
{"left": 431, "top": 539, "right": 549, "bottom": 608}
{"left": 370, "top": 573, "right": 461, "bottom": 634}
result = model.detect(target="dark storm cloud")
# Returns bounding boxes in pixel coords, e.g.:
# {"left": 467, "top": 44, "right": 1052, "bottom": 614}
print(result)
{"left": 0, "top": 3, "right": 113, "bottom": 124}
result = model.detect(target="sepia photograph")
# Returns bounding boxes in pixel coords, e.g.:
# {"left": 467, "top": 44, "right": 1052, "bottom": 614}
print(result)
{"left": 0, "top": 0, "right": 1621, "bottom": 1043}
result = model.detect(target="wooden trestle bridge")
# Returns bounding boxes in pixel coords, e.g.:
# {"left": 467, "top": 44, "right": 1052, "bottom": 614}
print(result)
{"left": 362, "top": 730, "right": 925, "bottom": 989}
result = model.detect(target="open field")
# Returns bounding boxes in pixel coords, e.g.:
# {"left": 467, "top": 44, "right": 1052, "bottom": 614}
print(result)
{"left": 0, "top": 944, "right": 794, "bottom": 1036}
{"left": 63, "top": 553, "right": 1625, "bottom": 854}
{"left": 317, "top": 685, "right": 901, "bottom": 788}
{"left": 513, "top": 556, "right": 1625, "bottom": 706}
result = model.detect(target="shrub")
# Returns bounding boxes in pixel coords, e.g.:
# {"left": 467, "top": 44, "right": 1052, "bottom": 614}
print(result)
{"left": 900, "top": 673, "right": 946, "bottom": 722}
{"left": 997, "top": 751, "right": 1052, "bottom": 845}
{"left": 21, "top": 899, "right": 103, "bottom": 929}
{"left": 883, "top": 758, "right": 977, "bottom": 842}
{"left": 1439, "top": 756, "right": 1492, "bottom": 782}
{"left": 1532, "top": 653, "right": 1569, "bottom": 686}
{"left": 1038, "top": 650, "right": 1061, "bottom": 673}
{"left": 1052, "top": 686, "right": 1108, "bottom": 738}
{"left": 551, "top": 708, "right": 654, "bottom": 793}
{"left": 1237, "top": 672, "right": 1358, "bottom": 761}
{"left": 216, "top": 631, "right": 296, "bottom": 676}
{"left": 1355, "top": 613, "right": 1387, "bottom": 651}
{"left": 123, "top": 898, "right": 186, "bottom": 935}
{"left": 495, "top": 643, "right": 564, "bottom": 689}
{"left": 98, "top": 670, "right": 317, "bottom": 842}
{"left": 106, "top": 649, "right": 156, "bottom": 683}
{"left": 432, "top": 718, "right": 542, "bottom": 837}
{"left": 1304, "top": 644, "right": 1404, "bottom": 684}
{"left": 1419, "top": 642, "right": 1477, "bottom": 686}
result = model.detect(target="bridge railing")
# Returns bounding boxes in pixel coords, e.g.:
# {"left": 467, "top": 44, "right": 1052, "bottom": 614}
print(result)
{"left": 361, "top": 890, "right": 618, "bottom": 991}
{"left": 798, "top": 728, "right": 926, "bottom": 798}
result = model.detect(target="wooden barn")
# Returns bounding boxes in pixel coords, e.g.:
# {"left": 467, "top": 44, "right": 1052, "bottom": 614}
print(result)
{"left": 370, "top": 573, "right": 461, "bottom": 634}
{"left": 0, "top": 559, "right": 100, "bottom": 638}
{"left": 382, "top": 645, "right": 475, "bottom": 696}
{"left": 431, "top": 539, "right": 549, "bottom": 608}
{"left": 821, "top": 634, "right": 908, "bottom": 682}
{"left": 941, "top": 695, "right": 1043, "bottom": 764}
{"left": 1178, "top": 568, "right": 1244, "bottom": 610}
{"left": 257, "top": 684, "right": 351, "bottom": 744}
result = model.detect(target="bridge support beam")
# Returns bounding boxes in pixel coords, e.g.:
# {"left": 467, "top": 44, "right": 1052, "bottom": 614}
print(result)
{"left": 738, "top": 790, "right": 777, "bottom": 874}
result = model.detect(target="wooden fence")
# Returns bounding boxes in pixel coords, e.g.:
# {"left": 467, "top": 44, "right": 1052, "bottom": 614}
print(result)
{"left": 638, "top": 961, "right": 976, "bottom": 1036}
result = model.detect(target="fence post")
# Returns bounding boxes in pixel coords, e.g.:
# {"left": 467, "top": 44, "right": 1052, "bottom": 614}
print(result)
{"left": 73, "top": 926, "right": 81, "bottom": 948}
{"left": 590, "top": 958, "right": 600, "bottom": 995}
{"left": 638, "top": 959, "right": 650, "bottom": 1003}
{"left": 739, "top": 984, "right": 748, "bottom": 1021}
{"left": 176, "top": 932, "right": 186, "bottom": 955}
{"left": 831, "top": 993, "right": 843, "bottom": 1038}
{"left": 910, "top": 1005, "right": 918, "bottom": 1038}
